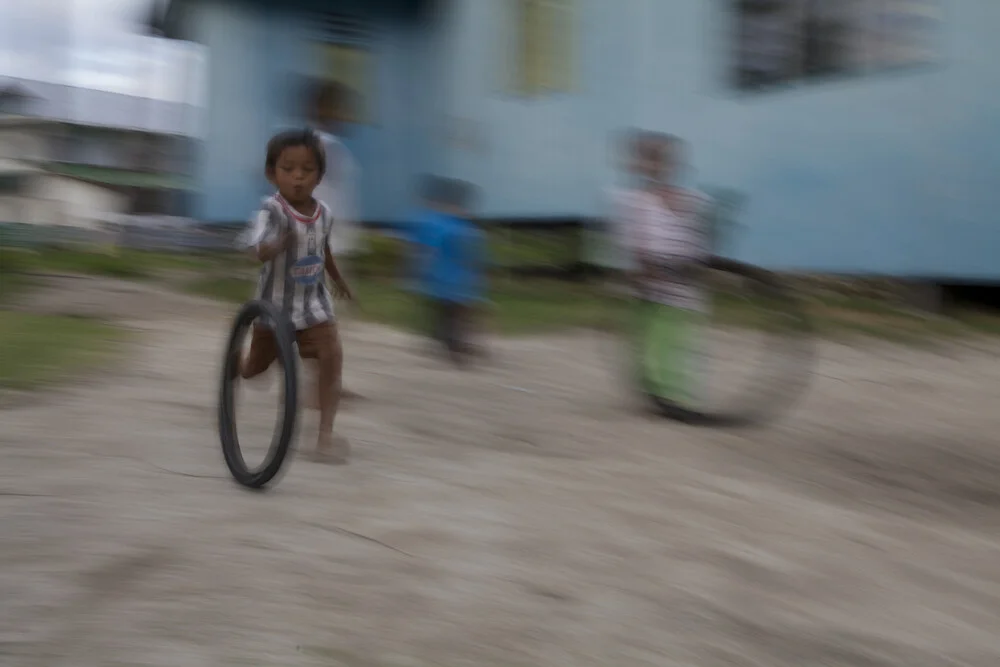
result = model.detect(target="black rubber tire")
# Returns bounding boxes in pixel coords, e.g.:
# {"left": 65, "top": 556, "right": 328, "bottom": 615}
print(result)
{"left": 218, "top": 300, "right": 298, "bottom": 488}
{"left": 608, "top": 257, "right": 815, "bottom": 428}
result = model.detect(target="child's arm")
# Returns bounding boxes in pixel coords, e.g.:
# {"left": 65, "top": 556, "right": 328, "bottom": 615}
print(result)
{"left": 324, "top": 241, "right": 353, "bottom": 300}
{"left": 256, "top": 231, "right": 292, "bottom": 262}
{"left": 241, "top": 204, "right": 292, "bottom": 262}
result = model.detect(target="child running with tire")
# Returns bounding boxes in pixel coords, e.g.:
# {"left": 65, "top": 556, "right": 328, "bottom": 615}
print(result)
{"left": 617, "top": 130, "right": 710, "bottom": 407}
{"left": 235, "top": 129, "right": 354, "bottom": 464}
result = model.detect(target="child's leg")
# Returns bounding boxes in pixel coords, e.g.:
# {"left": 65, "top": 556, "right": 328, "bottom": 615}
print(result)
{"left": 425, "top": 298, "right": 452, "bottom": 356}
{"left": 236, "top": 325, "right": 277, "bottom": 379}
{"left": 454, "top": 303, "right": 472, "bottom": 356}
{"left": 428, "top": 298, "right": 446, "bottom": 344}
{"left": 296, "top": 321, "right": 346, "bottom": 461}
{"left": 441, "top": 301, "right": 462, "bottom": 359}
{"left": 302, "top": 360, "right": 319, "bottom": 410}
{"left": 328, "top": 255, "right": 363, "bottom": 401}
{"left": 642, "top": 304, "right": 695, "bottom": 404}
{"left": 453, "top": 302, "right": 480, "bottom": 360}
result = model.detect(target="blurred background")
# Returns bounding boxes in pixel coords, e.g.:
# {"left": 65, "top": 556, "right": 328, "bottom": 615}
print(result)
{"left": 7, "top": 3, "right": 1000, "bottom": 666}
{"left": 4, "top": 0, "right": 997, "bottom": 335}
{"left": 6, "top": 0, "right": 1000, "bottom": 389}
{"left": 0, "top": 0, "right": 985, "bottom": 262}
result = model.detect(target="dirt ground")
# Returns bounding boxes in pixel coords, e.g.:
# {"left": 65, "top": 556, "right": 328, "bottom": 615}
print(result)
{"left": 3, "top": 275, "right": 1000, "bottom": 667}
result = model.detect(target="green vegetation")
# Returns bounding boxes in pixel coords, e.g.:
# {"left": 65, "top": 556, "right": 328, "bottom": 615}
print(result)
{"left": 43, "top": 163, "right": 195, "bottom": 190}
{"left": 182, "top": 274, "right": 614, "bottom": 336}
{"left": 5, "top": 236, "right": 1000, "bottom": 344}
{"left": 486, "top": 227, "right": 583, "bottom": 270}
{"left": 182, "top": 270, "right": 1000, "bottom": 343}
{"left": 2, "top": 246, "right": 216, "bottom": 280}
{"left": 0, "top": 312, "right": 125, "bottom": 389}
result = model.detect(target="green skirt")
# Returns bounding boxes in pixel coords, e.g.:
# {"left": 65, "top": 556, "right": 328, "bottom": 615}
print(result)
{"left": 632, "top": 301, "right": 702, "bottom": 405}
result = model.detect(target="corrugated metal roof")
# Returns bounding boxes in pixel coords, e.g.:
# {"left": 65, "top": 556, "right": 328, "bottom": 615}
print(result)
{"left": 0, "top": 76, "right": 197, "bottom": 137}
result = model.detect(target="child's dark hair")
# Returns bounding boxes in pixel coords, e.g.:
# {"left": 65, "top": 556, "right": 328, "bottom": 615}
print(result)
{"left": 309, "top": 78, "right": 354, "bottom": 121}
{"left": 265, "top": 129, "right": 326, "bottom": 178}
{"left": 421, "top": 175, "right": 476, "bottom": 211}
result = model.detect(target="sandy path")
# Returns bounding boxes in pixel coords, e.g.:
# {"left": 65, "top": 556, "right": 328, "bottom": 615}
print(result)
{"left": 3, "top": 277, "right": 1000, "bottom": 666}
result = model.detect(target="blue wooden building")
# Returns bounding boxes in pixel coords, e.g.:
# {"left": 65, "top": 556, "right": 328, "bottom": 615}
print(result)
{"left": 159, "top": 0, "right": 1000, "bottom": 279}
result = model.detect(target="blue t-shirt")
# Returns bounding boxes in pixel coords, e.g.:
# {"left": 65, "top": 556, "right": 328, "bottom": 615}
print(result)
{"left": 408, "top": 209, "right": 484, "bottom": 304}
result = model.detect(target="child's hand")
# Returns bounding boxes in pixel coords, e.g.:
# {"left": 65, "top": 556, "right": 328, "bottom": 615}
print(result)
{"left": 281, "top": 226, "right": 296, "bottom": 250}
{"left": 333, "top": 279, "right": 353, "bottom": 301}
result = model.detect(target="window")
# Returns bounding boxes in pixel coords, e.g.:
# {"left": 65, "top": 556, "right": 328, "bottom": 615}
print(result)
{"left": 509, "top": 0, "right": 575, "bottom": 95}
{"left": 316, "top": 43, "right": 372, "bottom": 124}
{"left": 311, "top": 13, "right": 375, "bottom": 124}
{"left": 732, "top": 0, "right": 940, "bottom": 92}
{"left": 0, "top": 175, "right": 24, "bottom": 195}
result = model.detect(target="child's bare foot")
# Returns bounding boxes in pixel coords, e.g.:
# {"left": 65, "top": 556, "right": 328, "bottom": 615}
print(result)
{"left": 312, "top": 433, "right": 349, "bottom": 464}
{"left": 304, "top": 387, "right": 360, "bottom": 410}
{"left": 307, "top": 388, "right": 363, "bottom": 409}
{"left": 340, "top": 388, "right": 365, "bottom": 402}
{"left": 238, "top": 367, "right": 273, "bottom": 390}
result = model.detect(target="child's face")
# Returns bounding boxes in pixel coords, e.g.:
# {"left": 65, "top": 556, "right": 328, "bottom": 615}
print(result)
{"left": 631, "top": 144, "right": 662, "bottom": 183}
{"left": 269, "top": 145, "right": 321, "bottom": 204}
{"left": 660, "top": 142, "right": 680, "bottom": 183}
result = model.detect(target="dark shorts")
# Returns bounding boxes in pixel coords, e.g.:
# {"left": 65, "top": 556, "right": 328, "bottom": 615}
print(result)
{"left": 243, "top": 321, "right": 337, "bottom": 378}
{"left": 426, "top": 298, "right": 472, "bottom": 356}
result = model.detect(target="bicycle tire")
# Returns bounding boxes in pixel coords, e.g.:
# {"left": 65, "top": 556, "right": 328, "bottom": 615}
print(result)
{"left": 218, "top": 300, "right": 299, "bottom": 488}
{"left": 604, "top": 257, "right": 815, "bottom": 428}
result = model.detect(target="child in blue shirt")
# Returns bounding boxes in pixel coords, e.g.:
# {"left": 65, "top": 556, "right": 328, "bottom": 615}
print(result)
{"left": 409, "top": 176, "right": 486, "bottom": 365}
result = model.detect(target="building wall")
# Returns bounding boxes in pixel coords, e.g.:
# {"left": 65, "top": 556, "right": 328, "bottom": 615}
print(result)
{"left": 429, "top": 0, "right": 999, "bottom": 278}
{"left": 183, "top": 0, "right": 999, "bottom": 278}
{"left": 0, "top": 128, "right": 51, "bottom": 162}
{"left": 33, "top": 175, "right": 130, "bottom": 229}
{"left": 0, "top": 172, "right": 128, "bottom": 229}
{"left": 0, "top": 122, "right": 192, "bottom": 175}
{"left": 181, "top": 0, "right": 441, "bottom": 225}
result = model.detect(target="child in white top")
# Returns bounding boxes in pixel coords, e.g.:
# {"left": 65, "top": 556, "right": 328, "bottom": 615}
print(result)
{"left": 237, "top": 129, "right": 354, "bottom": 463}
{"left": 615, "top": 130, "right": 709, "bottom": 405}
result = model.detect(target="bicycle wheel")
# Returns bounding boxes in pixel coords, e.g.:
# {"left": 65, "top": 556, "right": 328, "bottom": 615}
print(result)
{"left": 602, "top": 257, "right": 815, "bottom": 427}
{"left": 218, "top": 300, "right": 299, "bottom": 488}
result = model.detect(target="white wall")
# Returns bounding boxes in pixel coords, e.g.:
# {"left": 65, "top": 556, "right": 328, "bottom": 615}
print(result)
{"left": 0, "top": 128, "right": 50, "bottom": 162}
{"left": 0, "top": 173, "right": 129, "bottom": 229}
{"left": 0, "top": 194, "right": 60, "bottom": 226}
{"left": 32, "top": 175, "right": 129, "bottom": 229}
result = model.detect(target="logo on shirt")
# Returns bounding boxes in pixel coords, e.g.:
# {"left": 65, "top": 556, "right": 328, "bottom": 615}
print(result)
{"left": 291, "top": 255, "right": 323, "bottom": 285}
{"left": 306, "top": 227, "right": 317, "bottom": 255}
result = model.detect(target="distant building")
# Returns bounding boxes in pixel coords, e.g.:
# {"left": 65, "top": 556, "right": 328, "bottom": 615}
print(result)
{"left": 159, "top": 0, "right": 1000, "bottom": 280}
{"left": 0, "top": 80, "right": 196, "bottom": 230}
{"left": 0, "top": 84, "right": 42, "bottom": 117}
{"left": 0, "top": 160, "right": 129, "bottom": 234}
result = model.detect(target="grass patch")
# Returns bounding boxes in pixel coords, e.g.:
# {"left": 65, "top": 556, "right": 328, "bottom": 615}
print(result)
{"left": 3, "top": 247, "right": 236, "bottom": 281}
{"left": 182, "top": 274, "right": 615, "bottom": 336}
{"left": 183, "top": 275, "right": 255, "bottom": 305}
{"left": 180, "top": 271, "right": 1000, "bottom": 342}
{"left": 485, "top": 227, "right": 582, "bottom": 269}
{"left": 174, "top": 250, "right": 1000, "bottom": 342}
{"left": 0, "top": 312, "right": 125, "bottom": 389}
{"left": 0, "top": 273, "right": 33, "bottom": 305}
{"left": 21, "top": 248, "right": 154, "bottom": 279}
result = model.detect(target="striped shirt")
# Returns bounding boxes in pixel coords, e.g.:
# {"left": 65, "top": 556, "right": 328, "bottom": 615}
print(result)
{"left": 242, "top": 193, "right": 336, "bottom": 330}
{"left": 619, "top": 186, "right": 710, "bottom": 311}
